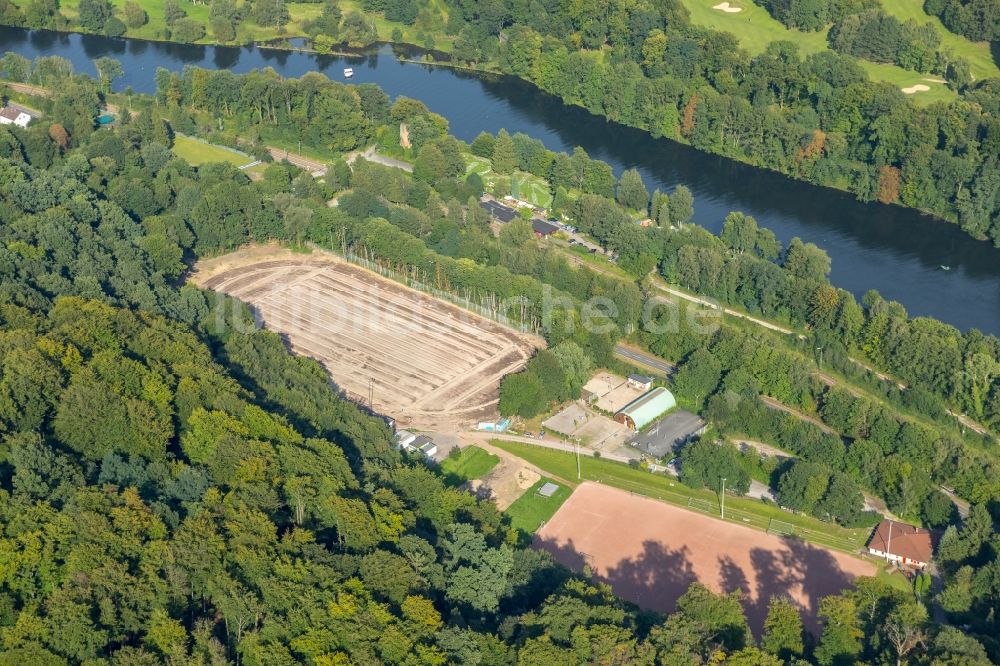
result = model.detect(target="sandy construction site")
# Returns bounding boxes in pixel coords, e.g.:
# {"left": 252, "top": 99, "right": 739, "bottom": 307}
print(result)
{"left": 192, "top": 246, "right": 541, "bottom": 429}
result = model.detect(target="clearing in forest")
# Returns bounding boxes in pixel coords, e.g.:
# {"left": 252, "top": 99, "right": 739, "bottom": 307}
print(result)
{"left": 172, "top": 134, "right": 257, "bottom": 168}
{"left": 191, "top": 246, "right": 541, "bottom": 429}
{"left": 535, "top": 482, "right": 875, "bottom": 635}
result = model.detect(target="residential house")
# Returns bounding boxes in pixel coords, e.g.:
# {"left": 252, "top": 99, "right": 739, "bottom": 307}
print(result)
{"left": 0, "top": 106, "right": 31, "bottom": 128}
{"left": 867, "top": 519, "right": 933, "bottom": 568}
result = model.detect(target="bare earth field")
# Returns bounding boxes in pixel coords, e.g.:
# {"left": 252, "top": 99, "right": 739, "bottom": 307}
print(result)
{"left": 192, "top": 246, "right": 541, "bottom": 429}
{"left": 468, "top": 458, "right": 541, "bottom": 510}
{"left": 535, "top": 482, "right": 875, "bottom": 634}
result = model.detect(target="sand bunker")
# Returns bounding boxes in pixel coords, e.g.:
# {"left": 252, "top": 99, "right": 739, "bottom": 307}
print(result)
{"left": 713, "top": 1, "right": 743, "bottom": 11}
{"left": 902, "top": 84, "right": 931, "bottom": 94}
{"left": 922, "top": 77, "right": 946, "bottom": 84}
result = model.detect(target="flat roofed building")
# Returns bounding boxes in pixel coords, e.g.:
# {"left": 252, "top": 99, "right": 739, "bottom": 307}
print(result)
{"left": 867, "top": 519, "right": 933, "bottom": 568}
{"left": 627, "top": 374, "right": 653, "bottom": 391}
{"left": 532, "top": 219, "right": 559, "bottom": 237}
{"left": 614, "top": 387, "right": 676, "bottom": 431}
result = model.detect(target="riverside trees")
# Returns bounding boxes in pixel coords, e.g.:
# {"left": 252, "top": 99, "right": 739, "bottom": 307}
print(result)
{"left": 441, "top": 1, "right": 1000, "bottom": 246}
{"left": 1, "top": 66, "right": 997, "bottom": 663}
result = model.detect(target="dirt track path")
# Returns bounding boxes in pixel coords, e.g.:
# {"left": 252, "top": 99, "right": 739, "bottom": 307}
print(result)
{"left": 760, "top": 396, "right": 835, "bottom": 434}
{"left": 267, "top": 146, "right": 326, "bottom": 173}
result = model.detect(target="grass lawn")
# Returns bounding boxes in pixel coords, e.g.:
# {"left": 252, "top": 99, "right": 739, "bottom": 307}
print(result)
{"left": 340, "top": 0, "right": 456, "bottom": 53}
{"left": 505, "top": 477, "right": 573, "bottom": 538}
{"left": 491, "top": 439, "right": 874, "bottom": 554}
{"left": 859, "top": 61, "right": 956, "bottom": 104}
{"left": 438, "top": 446, "right": 500, "bottom": 487}
{"left": 259, "top": 130, "right": 340, "bottom": 164}
{"left": 510, "top": 172, "right": 553, "bottom": 208}
{"left": 879, "top": 0, "right": 999, "bottom": 80}
{"left": 465, "top": 153, "right": 492, "bottom": 178}
{"left": 876, "top": 567, "right": 914, "bottom": 592}
{"left": 681, "top": 0, "right": 830, "bottom": 56}
{"left": 172, "top": 134, "right": 255, "bottom": 167}
{"left": 677, "top": 0, "right": 962, "bottom": 105}
{"left": 244, "top": 162, "right": 268, "bottom": 177}
{"left": 465, "top": 153, "right": 554, "bottom": 209}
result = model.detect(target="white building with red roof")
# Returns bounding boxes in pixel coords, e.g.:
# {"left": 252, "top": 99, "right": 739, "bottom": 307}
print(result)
{"left": 867, "top": 518, "right": 933, "bottom": 568}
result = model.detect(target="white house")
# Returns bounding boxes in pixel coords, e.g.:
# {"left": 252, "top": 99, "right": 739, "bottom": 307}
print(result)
{"left": 411, "top": 435, "right": 438, "bottom": 458}
{"left": 867, "top": 519, "right": 933, "bottom": 569}
{"left": 627, "top": 373, "right": 654, "bottom": 391}
{"left": 0, "top": 106, "right": 31, "bottom": 128}
{"left": 394, "top": 430, "right": 417, "bottom": 451}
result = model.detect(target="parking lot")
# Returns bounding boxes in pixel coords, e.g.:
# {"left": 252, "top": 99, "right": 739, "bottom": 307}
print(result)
{"left": 542, "top": 402, "right": 633, "bottom": 453}
{"left": 629, "top": 410, "right": 706, "bottom": 459}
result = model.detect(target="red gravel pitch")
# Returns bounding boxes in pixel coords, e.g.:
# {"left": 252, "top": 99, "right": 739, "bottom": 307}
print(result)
{"left": 534, "top": 482, "right": 875, "bottom": 634}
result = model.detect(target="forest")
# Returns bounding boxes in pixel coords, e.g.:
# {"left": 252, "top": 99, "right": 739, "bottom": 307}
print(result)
{"left": 1, "top": 0, "right": 998, "bottom": 247}
{"left": 0, "top": 57, "right": 999, "bottom": 663}
{"left": 141, "top": 58, "right": 1000, "bottom": 527}
{"left": 923, "top": 0, "right": 1000, "bottom": 42}
{"left": 444, "top": 0, "right": 1000, "bottom": 245}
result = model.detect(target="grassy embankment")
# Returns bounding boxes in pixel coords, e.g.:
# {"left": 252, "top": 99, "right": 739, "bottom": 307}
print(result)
{"left": 678, "top": 0, "right": 998, "bottom": 105}
{"left": 171, "top": 133, "right": 255, "bottom": 166}
{"left": 491, "top": 439, "right": 874, "bottom": 555}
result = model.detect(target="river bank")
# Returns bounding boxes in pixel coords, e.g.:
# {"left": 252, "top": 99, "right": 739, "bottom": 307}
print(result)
{"left": 4, "top": 26, "right": 1000, "bottom": 335}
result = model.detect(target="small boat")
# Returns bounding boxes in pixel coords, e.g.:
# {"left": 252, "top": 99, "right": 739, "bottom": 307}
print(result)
{"left": 343, "top": 68, "right": 354, "bottom": 78}
{"left": 940, "top": 265, "right": 951, "bottom": 271}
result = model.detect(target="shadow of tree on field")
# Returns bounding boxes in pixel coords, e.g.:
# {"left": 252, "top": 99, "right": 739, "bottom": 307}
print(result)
{"left": 537, "top": 531, "right": 859, "bottom": 637}
{"left": 718, "top": 536, "right": 857, "bottom": 636}
{"left": 533, "top": 535, "right": 698, "bottom": 614}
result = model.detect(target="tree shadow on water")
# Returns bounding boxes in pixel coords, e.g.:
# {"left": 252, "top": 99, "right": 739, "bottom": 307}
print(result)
{"left": 533, "top": 535, "right": 698, "bottom": 614}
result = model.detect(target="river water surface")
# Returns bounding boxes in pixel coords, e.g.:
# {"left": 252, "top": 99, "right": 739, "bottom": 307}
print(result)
{"left": 2, "top": 25, "right": 999, "bottom": 334}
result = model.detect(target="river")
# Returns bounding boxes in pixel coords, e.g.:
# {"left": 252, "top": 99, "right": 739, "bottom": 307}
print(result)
{"left": 2, "top": 25, "right": 999, "bottom": 335}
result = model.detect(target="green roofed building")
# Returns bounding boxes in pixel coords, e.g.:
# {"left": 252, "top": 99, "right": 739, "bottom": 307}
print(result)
{"left": 614, "top": 387, "right": 676, "bottom": 431}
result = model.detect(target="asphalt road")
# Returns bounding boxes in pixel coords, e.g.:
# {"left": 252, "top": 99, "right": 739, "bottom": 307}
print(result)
{"left": 613, "top": 344, "right": 676, "bottom": 376}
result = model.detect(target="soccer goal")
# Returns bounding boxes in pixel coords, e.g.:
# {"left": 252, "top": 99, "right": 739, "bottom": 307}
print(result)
{"left": 687, "top": 497, "right": 717, "bottom": 515}
{"left": 767, "top": 518, "right": 797, "bottom": 537}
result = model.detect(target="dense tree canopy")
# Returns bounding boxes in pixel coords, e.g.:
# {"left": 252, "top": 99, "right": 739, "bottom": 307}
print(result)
{"left": 1, "top": 61, "right": 998, "bottom": 664}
